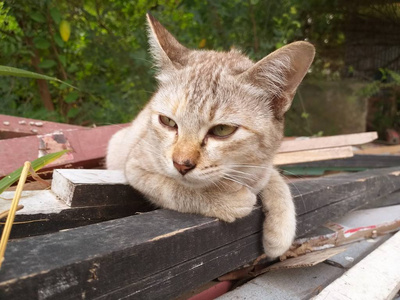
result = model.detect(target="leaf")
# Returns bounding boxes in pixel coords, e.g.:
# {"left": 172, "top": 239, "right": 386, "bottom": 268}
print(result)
{"left": 31, "top": 12, "right": 46, "bottom": 23}
{"left": 38, "top": 59, "right": 57, "bottom": 69}
{"left": 301, "top": 112, "right": 310, "bottom": 119}
{"left": 67, "top": 107, "right": 79, "bottom": 118}
{"left": 198, "top": 38, "right": 206, "bottom": 48}
{"left": 0, "top": 65, "right": 78, "bottom": 90}
{"left": 60, "top": 20, "right": 71, "bottom": 42}
{"left": 0, "top": 150, "right": 68, "bottom": 195}
{"left": 0, "top": 65, "right": 57, "bottom": 81}
{"left": 50, "top": 7, "right": 61, "bottom": 24}
{"left": 65, "top": 91, "right": 79, "bottom": 103}
{"left": 33, "top": 37, "right": 50, "bottom": 50}
{"left": 58, "top": 55, "right": 66, "bottom": 66}
{"left": 54, "top": 34, "right": 64, "bottom": 47}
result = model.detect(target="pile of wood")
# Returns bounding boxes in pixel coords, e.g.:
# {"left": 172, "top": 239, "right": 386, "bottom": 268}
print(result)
{"left": 1, "top": 114, "right": 400, "bottom": 299}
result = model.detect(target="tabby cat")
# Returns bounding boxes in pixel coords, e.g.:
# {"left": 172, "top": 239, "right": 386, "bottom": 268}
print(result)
{"left": 106, "top": 14, "right": 315, "bottom": 257}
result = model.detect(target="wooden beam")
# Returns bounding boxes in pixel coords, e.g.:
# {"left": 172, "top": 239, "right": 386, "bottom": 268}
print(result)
{"left": 0, "top": 167, "right": 399, "bottom": 299}
{"left": 274, "top": 146, "right": 354, "bottom": 165}
{"left": 0, "top": 190, "right": 151, "bottom": 239}
{"left": 0, "top": 114, "right": 83, "bottom": 139}
{"left": 278, "top": 132, "right": 377, "bottom": 153}
{"left": 355, "top": 144, "right": 400, "bottom": 155}
{"left": 281, "top": 154, "right": 400, "bottom": 168}
{"left": 0, "top": 124, "right": 129, "bottom": 177}
{"left": 314, "top": 231, "right": 400, "bottom": 300}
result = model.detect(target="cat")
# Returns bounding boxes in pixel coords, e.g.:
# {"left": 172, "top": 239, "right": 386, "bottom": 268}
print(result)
{"left": 106, "top": 13, "right": 315, "bottom": 258}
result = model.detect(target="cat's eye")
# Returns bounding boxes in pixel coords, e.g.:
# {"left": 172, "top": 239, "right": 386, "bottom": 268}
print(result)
{"left": 208, "top": 124, "right": 238, "bottom": 138}
{"left": 159, "top": 115, "right": 177, "bottom": 129}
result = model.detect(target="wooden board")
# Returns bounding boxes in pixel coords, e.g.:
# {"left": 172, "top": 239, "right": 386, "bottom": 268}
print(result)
{"left": 273, "top": 146, "right": 354, "bottom": 165}
{"left": 355, "top": 144, "right": 400, "bottom": 155}
{"left": 279, "top": 132, "right": 377, "bottom": 153}
{"left": 0, "top": 190, "right": 152, "bottom": 239}
{"left": 0, "top": 114, "right": 83, "bottom": 139}
{"left": 0, "top": 124, "right": 129, "bottom": 177}
{"left": 281, "top": 154, "right": 400, "bottom": 169}
{"left": 313, "top": 231, "right": 400, "bottom": 300}
{"left": 1, "top": 167, "right": 400, "bottom": 299}
{"left": 51, "top": 169, "right": 139, "bottom": 207}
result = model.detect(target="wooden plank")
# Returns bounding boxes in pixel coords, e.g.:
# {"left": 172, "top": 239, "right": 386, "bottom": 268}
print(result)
{"left": 0, "top": 190, "right": 151, "bottom": 239}
{"left": 51, "top": 169, "right": 139, "bottom": 207}
{"left": 355, "top": 144, "right": 400, "bottom": 155}
{"left": 281, "top": 154, "right": 400, "bottom": 169}
{"left": 278, "top": 132, "right": 377, "bottom": 153}
{"left": 0, "top": 124, "right": 129, "bottom": 177}
{"left": 0, "top": 114, "right": 83, "bottom": 139}
{"left": 313, "top": 231, "right": 400, "bottom": 300}
{"left": 0, "top": 167, "right": 399, "bottom": 299}
{"left": 273, "top": 146, "right": 354, "bottom": 165}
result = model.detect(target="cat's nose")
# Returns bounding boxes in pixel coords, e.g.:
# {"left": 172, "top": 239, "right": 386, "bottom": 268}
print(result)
{"left": 173, "top": 160, "right": 196, "bottom": 175}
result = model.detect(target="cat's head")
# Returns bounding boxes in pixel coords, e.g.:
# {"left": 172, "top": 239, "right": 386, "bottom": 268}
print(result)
{"left": 144, "top": 14, "right": 315, "bottom": 189}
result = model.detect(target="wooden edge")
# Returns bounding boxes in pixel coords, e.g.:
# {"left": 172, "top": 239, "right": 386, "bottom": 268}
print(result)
{"left": 0, "top": 124, "right": 129, "bottom": 177}
{"left": 355, "top": 144, "right": 400, "bottom": 155}
{"left": 312, "top": 231, "right": 400, "bottom": 300}
{"left": 278, "top": 132, "right": 377, "bottom": 153}
{"left": 0, "top": 114, "right": 83, "bottom": 138}
{"left": 274, "top": 146, "right": 354, "bottom": 165}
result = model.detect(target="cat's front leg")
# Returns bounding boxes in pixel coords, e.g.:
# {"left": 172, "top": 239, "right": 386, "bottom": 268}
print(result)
{"left": 125, "top": 160, "right": 257, "bottom": 223}
{"left": 260, "top": 168, "right": 296, "bottom": 258}
{"left": 205, "top": 185, "right": 257, "bottom": 223}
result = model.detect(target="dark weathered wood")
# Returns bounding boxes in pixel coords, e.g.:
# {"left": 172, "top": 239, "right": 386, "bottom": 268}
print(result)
{"left": 0, "top": 190, "right": 152, "bottom": 239}
{"left": 1, "top": 167, "right": 400, "bottom": 299}
{"left": 281, "top": 154, "right": 400, "bottom": 169}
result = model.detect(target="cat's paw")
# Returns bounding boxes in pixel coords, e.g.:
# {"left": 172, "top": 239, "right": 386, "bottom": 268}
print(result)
{"left": 262, "top": 212, "right": 296, "bottom": 258}
{"left": 212, "top": 186, "right": 257, "bottom": 223}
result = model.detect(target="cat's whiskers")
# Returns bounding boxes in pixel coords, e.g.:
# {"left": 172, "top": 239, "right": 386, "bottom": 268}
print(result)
{"left": 221, "top": 172, "right": 252, "bottom": 190}
{"left": 225, "top": 168, "right": 258, "bottom": 181}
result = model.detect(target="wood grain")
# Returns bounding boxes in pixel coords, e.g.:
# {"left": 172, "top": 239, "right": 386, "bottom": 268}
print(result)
{"left": 274, "top": 146, "right": 354, "bottom": 165}
{"left": 314, "top": 231, "right": 400, "bottom": 300}
{"left": 278, "top": 132, "right": 377, "bottom": 153}
{"left": 1, "top": 167, "right": 400, "bottom": 299}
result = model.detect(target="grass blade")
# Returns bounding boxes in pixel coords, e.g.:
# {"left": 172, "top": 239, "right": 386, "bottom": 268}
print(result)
{"left": 0, "top": 65, "right": 77, "bottom": 90}
{"left": 0, "top": 150, "right": 68, "bottom": 195}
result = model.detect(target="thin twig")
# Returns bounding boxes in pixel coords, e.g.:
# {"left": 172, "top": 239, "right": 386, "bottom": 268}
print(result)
{"left": 29, "top": 165, "right": 51, "bottom": 188}
{"left": 0, "top": 161, "right": 31, "bottom": 269}
{"left": 0, "top": 205, "right": 24, "bottom": 220}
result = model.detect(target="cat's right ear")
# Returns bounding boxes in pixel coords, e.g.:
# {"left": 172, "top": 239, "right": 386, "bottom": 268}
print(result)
{"left": 146, "top": 13, "right": 190, "bottom": 70}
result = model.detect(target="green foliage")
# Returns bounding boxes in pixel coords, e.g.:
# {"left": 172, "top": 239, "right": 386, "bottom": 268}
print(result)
{"left": 0, "top": 0, "right": 398, "bottom": 137}
{"left": 0, "top": 0, "right": 312, "bottom": 125}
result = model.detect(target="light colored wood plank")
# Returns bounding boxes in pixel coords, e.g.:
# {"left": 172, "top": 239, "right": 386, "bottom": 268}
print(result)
{"left": 51, "top": 169, "right": 139, "bottom": 207}
{"left": 355, "top": 144, "right": 400, "bottom": 155}
{"left": 313, "top": 231, "right": 400, "bottom": 300}
{"left": 274, "top": 146, "right": 354, "bottom": 165}
{"left": 278, "top": 132, "right": 377, "bottom": 153}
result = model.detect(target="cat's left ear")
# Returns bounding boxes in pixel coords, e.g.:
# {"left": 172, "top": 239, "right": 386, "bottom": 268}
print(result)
{"left": 241, "top": 42, "right": 315, "bottom": 118}
{"left": 146, "top": 13, "right": 190, "bottom": 71}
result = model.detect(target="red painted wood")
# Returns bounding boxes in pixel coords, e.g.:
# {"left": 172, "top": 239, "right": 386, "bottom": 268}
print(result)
{"left": 0, "top": 114, "right": 83, "bottom": 139}
{"left": 0, "top": 123, "right": 129, "bottom": 177}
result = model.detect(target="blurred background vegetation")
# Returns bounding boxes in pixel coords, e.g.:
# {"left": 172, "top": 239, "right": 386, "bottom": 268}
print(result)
{"left": 0, "top": 0, "right": 399, "bottom": 138}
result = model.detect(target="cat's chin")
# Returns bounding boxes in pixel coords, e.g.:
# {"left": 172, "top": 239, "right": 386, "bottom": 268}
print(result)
{"left": 171, "top": 174, "right": 216, "bottom": 189}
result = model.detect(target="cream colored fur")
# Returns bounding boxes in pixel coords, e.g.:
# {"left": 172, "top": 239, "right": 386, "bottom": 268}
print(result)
{"left": 106, "top": 14, "right": 315, "bottom": 258}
